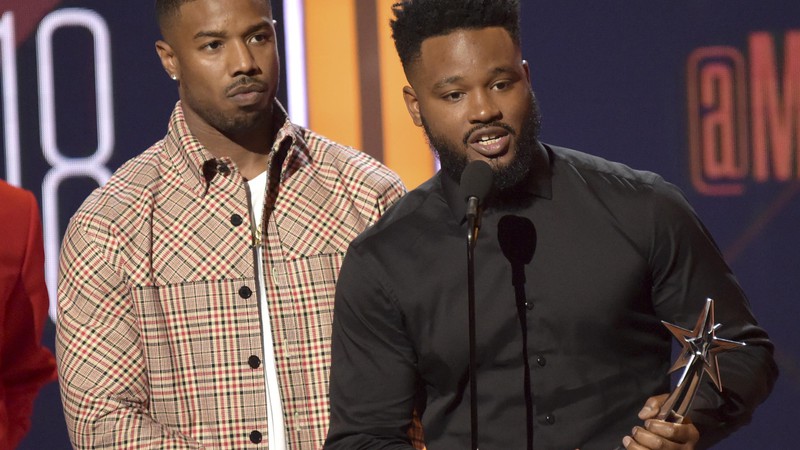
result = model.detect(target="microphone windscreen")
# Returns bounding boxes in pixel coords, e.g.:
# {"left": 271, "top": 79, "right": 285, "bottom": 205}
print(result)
{"left": 459, "top": 160, "right": 494, "bottom": 203}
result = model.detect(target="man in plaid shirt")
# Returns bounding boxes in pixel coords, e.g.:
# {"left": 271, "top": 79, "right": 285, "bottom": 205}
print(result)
{"left": 55, "top": 0, "right": 406, "bottom": 448}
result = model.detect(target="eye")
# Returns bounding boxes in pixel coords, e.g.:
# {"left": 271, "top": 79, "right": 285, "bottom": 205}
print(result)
{"left": 443, "top": 91, "right": 465, "bottom": 102}
{"left": 492, "top": 80, "right": 511, "bottom": 91}
{"left": 202, "top": 40, "right": 223, "bottom": 51}
{"left": 250, "top": 33, "right": 268, "bottom": 44}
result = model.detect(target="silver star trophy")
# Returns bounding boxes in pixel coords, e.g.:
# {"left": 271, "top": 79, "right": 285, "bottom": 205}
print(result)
{"left": 657, "top": 298, "right": 745, "bottom": 423}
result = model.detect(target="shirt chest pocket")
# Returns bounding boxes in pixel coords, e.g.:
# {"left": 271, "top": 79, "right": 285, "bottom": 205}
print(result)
{"left": 268, "top": 252, "right": 343, "bottom": 414}
{"left": 271, "top": 253, "right": 343, "bottom": 351}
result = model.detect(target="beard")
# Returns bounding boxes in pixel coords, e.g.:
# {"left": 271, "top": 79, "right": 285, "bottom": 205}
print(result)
{"left": 182, "top": 76, "right": 273, "bottom": 136}
{"left": 422, "top": 91, "right": 542, "bottom": 193}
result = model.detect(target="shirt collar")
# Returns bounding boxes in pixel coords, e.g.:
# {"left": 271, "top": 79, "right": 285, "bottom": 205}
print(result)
{"left": 442, "top": 140, "right": 553, "bottom": 222}
{"left": 164, "top": 100, "right": 305, "bottom": 196}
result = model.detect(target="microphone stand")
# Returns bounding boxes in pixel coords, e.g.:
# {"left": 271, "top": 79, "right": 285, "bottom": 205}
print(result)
{"left": 466, "top": 196, "right": 480, "bottom": 450}
{"left": 460, "top": 159, "right": 491, "bottom": 450}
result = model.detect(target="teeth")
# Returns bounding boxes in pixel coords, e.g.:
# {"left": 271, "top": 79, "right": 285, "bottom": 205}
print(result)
{"left": 479, "top": 136, "right": 501, "bottom": 144}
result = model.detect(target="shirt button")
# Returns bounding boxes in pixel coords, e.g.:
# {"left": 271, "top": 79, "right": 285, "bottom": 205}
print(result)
{"left": 218, "top": 163, "right": 231, "bottom": 175}
{"left": 248, "top": 355, "right": 261, "bottom": 369}
{"left": 545, "top": 414, "right": 556, "bottom": 425}
{"left": 230, "top": 214, "right": 243, "bottom": 226}
{"left": 526, "top": 301, "right": 534, "bottom": 310}
{"left": 249, "top": 430, "right": 262, "bottom": 443}
{"left": 238, "top": 285, "right": 253, "bottom": 299}
{"left": 537, "top": 356, "right": 547, "bottom": 367}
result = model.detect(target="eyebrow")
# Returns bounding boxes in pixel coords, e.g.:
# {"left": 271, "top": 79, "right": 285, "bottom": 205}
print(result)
{"left": 432, "top": 66, "right": 517, "bottom": 90}
{"left": 193, "top": 22, "right": 273, "bottom": 41}
{"left": 489, "top": 66, "right": 516, "bottom": 77}
{"left": 433, "top": 76, "right": 463, "bottom": 90}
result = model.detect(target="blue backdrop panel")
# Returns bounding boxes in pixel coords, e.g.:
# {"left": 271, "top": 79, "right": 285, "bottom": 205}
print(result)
{"left": 525, "top": 2, "right": 799, "bottom": 448}
{"left": 0, "top": 1, "right": 795, "bottom": 448}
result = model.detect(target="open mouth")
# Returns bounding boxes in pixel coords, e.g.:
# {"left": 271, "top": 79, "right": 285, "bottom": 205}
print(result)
{"left": 477, "top": 135, "right": 504, "bottom": 145}
{"left": 467, "top": 126, "right": 513, "bottom": 158}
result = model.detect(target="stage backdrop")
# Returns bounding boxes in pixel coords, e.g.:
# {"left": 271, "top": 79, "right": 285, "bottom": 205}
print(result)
{"left": 1, "top": 1, "right": 796, "bottom": 448}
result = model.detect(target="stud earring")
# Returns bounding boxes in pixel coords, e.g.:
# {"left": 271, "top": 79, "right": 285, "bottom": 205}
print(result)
{"left": 171, "top": 74, "right": 177, "bottom": 81}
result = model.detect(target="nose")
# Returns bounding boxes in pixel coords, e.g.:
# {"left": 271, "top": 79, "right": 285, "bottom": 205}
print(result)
{"left": 229, "top": 40, "right": 258, "bottom": 77}
{"left": 468, "top": 90, "right": 502, "bottom": 124}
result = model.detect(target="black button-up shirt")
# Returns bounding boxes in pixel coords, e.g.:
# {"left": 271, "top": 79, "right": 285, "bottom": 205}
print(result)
{"left": 325, "top": 143, "right": 777, "bottom": 450}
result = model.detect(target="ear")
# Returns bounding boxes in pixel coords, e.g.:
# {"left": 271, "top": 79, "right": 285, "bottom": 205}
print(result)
{"left": 522, "top": 59, "right": 531, "bottom": 84}
{"left": 402, "top": 85, "right": 423, "bottom": 127}
{"left": 156, "top": 40, "right": 179, "bottom": 80}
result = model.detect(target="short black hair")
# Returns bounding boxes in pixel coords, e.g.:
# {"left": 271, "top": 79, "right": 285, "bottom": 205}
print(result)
{"left": 155, "top": 0, "right": 191, "bottom": 35}
{"left": 390, "top": 0, "right": 521, "bottom": 72}
{"left": 155, "top": 0, "right": 272, "bottom": 36}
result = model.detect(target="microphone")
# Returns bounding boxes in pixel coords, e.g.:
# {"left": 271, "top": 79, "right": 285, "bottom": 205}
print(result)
{"left": 459, "top": 160, "right": 493, "bottom": 248}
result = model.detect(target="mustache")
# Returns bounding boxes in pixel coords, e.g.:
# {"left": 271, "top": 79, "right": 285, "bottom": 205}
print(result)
{"left": 225, "top": 76, "right": 267, "bottom": 95}
{"left": 462, "top": 122, "right": 517, "bottom": 146}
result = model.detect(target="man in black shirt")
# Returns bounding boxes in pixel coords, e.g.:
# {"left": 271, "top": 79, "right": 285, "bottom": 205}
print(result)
{"left": 324, "top": 1, "right": 777, "bottom": 449}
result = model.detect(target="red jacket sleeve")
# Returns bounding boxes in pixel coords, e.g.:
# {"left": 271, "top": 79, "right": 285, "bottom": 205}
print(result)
{"left": 0, "top": 181, "right": 58, "bottom": 449}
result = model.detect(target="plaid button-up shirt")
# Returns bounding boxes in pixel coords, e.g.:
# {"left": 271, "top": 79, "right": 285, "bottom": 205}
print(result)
{"left": 56, "top": 101, "right": 407, "bottom": 449}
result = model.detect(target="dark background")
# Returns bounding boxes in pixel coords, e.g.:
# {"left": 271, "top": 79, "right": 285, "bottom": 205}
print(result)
{"left": 526, "top": 3, "right": 799, "bottom": 449}
{"left": 1, "top": 1, "right": 796, "bottom": 448}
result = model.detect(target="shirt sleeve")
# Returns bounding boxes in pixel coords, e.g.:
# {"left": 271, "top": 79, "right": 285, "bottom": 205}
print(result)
{"left": 375, "top": 175, "right": 407, "bottom": 218}
{"left": 324, "top": 245, "right": 419, "bottom": 450}
{"left": 335, "top": 147, "right": 407, "bottom": 229}
{"left": 56, "top": 218, "right": 202, "bottom": 449}
{"left": 647, "top": 178, "right": 778, "bottom": 448}
{"left": 1, "top": 191, "right": 57, "bottom": 449}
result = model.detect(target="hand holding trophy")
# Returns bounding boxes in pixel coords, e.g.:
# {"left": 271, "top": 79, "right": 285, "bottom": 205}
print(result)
{"left": 613, "top": 298, "right": 745, "bottom": 450}
{"left": 657, "top": 298, "right": 746, "bottom": 423}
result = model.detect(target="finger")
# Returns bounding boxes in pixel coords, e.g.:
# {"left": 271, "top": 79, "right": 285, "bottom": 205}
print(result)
{"left": 628, "top": 425, "right": 681, "bottom": 450}
{"left": 645, "top": 420, "right": 680, "bottom": 442}
{"left": 638, "top": 393, "right": 669, "bottom": 420}
{"left": 645, "top": 419, "right": 700, "bottom": 445}
{"left": 622, "top": 435, "right": 641, "bottom": 449}
{"left": 622, "top": 427, "right": 667, "bottom": 450}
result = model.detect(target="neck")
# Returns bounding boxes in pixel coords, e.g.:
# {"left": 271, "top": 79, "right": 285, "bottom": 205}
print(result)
{"left": 184, "top": 110, "right": 277, "bottom": 180}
